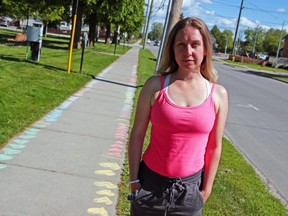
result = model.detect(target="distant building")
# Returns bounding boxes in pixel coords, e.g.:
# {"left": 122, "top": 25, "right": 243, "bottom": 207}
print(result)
{"left": 282, "top": 35, "right": 288, "bottom": 58}
{"left": 19, "top": 18, "right": 43, "bottom": 28}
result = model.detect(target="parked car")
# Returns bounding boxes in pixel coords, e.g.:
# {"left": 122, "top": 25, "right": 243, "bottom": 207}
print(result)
{"left": 241, "top": 51, "right": 256, "bottom": 58}
{"left": 154, "top": 40, "right": 160, "bottom": 46}
{"left": 59, "top": 21, "right": 71, "bottom": 31}
{"left": 0, "top": 18, "right": 9, "bottom": 27}
{"left": 257, "top": 53, "right": 269, "bottom": 60}
{"left": 146, "top": 39, "right": 151, "bottom": 44}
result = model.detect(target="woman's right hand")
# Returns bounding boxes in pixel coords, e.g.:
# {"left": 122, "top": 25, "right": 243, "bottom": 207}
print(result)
{"left": 130, "top": 182, "right": 141, "bottom": 193}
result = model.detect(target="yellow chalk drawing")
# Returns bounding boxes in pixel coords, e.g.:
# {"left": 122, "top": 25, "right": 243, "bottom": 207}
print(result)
{"left": 87, "top": 207, "right": 108, "bottom": 215}
{"left": 94, "top": 181, "right": 117, "bottom": 189}
{"left": 96, "top": 190, "right": 115, "bottom": 197}
{"left": 99, "top": 162, "right": 121, "bottom": 170}
{"left": 93, "top": 196, "right": 113, "bottom": 205}
{"left": 95, "top": 170, "right": 115, "bottom": 176}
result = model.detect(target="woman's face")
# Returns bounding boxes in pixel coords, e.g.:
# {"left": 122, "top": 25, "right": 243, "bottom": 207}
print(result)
{"left": 173, "top": 26, "right": 206, "bottom": 73}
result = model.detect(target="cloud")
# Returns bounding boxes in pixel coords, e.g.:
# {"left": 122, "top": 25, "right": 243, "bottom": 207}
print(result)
{"left": 276, "top": 8, "right": 285, "bottom": 13}
{"left": 240, "top": 17, "right": 258, "bottom": 29}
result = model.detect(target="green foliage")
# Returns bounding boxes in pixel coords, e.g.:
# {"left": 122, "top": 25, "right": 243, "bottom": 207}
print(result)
{"left": 120, "top": 0, "right": 145, "bottom": 35}
{"left": 262, "top": 28, "right": 287, "bottom": 56}
{"left": 148, "top": 22, "right": 164, "bottom": 40}
{"left": 1, "top": 0, "right": 69, "bottom": 22}
{"left": 211, "top": 25, "right": 221, "bottom": 41}
{"left": 88, "top": 0, "right": 144, "bottom": 35}
{"left": 211, "top": 25, "right": 233, "bottom": 52}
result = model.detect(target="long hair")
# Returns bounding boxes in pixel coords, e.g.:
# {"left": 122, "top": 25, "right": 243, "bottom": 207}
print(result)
{"left": 157, "top": 17, "right": 217, "bottom": 83}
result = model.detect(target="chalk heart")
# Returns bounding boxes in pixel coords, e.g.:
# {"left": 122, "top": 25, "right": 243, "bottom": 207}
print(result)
{"left": 94, "top": 181, "right": 117, "bottom": 189}
{"left": 95, "top": 170, "right": 115, "bottom": 176}
{"left": 87, "top": 207, "right": 108, "bottom": 216}
{"left": 99, "top": 162, "right": 121, "bottom": 171}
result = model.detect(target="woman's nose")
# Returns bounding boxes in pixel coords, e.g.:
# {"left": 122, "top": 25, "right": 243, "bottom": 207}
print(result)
{"left": 184, "top": 45, "right": 193, "bottom": 55}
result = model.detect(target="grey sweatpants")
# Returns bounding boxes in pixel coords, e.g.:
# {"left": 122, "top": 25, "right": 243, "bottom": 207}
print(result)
{"left": 130, "top": 162, "right": 204, "bottom": 216}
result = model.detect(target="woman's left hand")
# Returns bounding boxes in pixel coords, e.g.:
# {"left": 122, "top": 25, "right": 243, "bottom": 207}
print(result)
{"left": 200, "top": 190, "right": 211, "bottom": 203}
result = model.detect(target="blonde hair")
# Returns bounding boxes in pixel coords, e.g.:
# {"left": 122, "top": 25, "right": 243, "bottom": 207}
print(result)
{"left": 157, "top": 17, "right": 217, "bottom": 83}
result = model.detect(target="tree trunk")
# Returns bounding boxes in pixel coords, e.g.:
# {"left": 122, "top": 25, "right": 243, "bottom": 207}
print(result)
{"left": 105, "top": 23, "right": 111, "bottom": 44}
{"left": 43, "top": 21, "right": 48, "bottom": 37}
{"left": 88, "top": 13, "right": 97, "bottom": 46}
{"left": 71, "top": 0, "right": 83, "bottom": 49}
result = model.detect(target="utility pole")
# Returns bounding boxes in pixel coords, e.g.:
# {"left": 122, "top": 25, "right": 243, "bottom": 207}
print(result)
{"left": 143, "top": 0, "right": 153, "bottom": 49}
{"left": 232, "top": 0, "right": 244, "bottom": 55}
{"left": 252, "top": 25, "right": 259, "bottom": 54}
{"left": 142, "top": 0, "right": 151, "bottom": 49}
{"left": 224, "top": 35, "right": 228, "bottom": 55}
{"left": 166, "top": 0, "right": 183, "bottom": 36}
{"left": 155, "top": 0, "right": 183, "bottom": 71}
{"left": 276, "top": 21, "right": 285, "bottom": 59}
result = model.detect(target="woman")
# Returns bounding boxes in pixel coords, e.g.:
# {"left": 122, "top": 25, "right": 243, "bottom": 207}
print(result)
{"left": 128, "top": 17, "right": 228, "bottom": 216}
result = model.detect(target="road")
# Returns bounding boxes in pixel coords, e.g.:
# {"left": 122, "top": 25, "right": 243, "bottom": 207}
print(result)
{"left": 146, "top": 43, "right": 160, "bottom": 57}
{"left": 146, "top": 43, "right": 288, "bottom": 205}
{"left": 215, "top": 61, "right": 288, "bottom": 205}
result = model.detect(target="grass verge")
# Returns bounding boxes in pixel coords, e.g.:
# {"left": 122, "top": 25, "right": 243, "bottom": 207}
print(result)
{"left": 116, "top": 49, "right": 288, "bottom": 215}
{"left": 0, "top": 29, "right": 130, "bottom": 148}
{"left": 223, "top": 59, "right": 288, "bottom": 83}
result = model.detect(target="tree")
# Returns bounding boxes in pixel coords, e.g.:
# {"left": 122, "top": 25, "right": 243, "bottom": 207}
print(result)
{"left": 149, "top": 22, "right": 163, "bottom": 40}
{"left": 244, "top": 28, "right": 256, "bottom": 51}
{"left": 262, "top": 28, "right": 287, "bottom": 56}
{"left": 222, "top": 29, "right": 233, "bottom": 53}
{"left": 85, "top": 0, "right": 144, "bottom": 44}
{"left": 210, "top": 25, "right": 221, "bottom": 49}
{"left": 1, "top": 0, "right": 69, "bottom": 36}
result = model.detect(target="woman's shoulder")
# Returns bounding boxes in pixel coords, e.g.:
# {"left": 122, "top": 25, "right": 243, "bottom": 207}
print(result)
{"left": 212, "top": 83, "right": 228, "bottom": 112}
{"left": 143, "top": 75, "right": 162, "bottom": 91}
{"left": 212, "top": 83, "right": 228, "bottom": 98}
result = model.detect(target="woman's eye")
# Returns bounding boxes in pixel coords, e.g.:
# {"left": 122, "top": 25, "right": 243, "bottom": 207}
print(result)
{"left": 177, "top": 43, "right": 186, "bottom": 49}
{"left": 192, "top": 43, "right": 199, "bottom": 48}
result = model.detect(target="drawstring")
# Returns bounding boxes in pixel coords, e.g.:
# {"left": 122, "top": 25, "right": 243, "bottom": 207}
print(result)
{"left": 164, "top": 178, "right": 186, "bottom": 216}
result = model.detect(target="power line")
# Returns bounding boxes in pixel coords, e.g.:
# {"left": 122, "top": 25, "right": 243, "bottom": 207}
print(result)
{"left": 245, "top": 0, "right": 288, "bottom": 22}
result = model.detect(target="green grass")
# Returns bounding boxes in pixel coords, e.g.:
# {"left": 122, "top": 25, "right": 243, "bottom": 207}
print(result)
{"left": 116, "top": 49, "right": 288, "bottom": 215}
{"left": 224, "top": 59, "right": 288, "bottom": 73}
{"left": 0, "top": 28, "right": 131, "bottom": 148}
{"left": 91, "top": 41, "right": 131, "bottom": 55}
{"left": 223, "top": 59, "right": 288, "bottom": 83}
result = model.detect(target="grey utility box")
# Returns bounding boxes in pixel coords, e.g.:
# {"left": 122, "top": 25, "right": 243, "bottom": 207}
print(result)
{"left": 26, "top": 23, "right": 43, "bottom": 61}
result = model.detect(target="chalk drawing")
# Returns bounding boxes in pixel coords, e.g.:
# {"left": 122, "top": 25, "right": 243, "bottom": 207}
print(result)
{"left": 0, "top": 154, "right": 13, "bottom": 161}
{"left": 9, "top": 144, "right": 26, "bottom": 149}
{"left": 95, "top": 170, "right": 116, "bottom": 176}
{"left": 13, "top": 139, "right": 29, "bottom": 145}
{"left": 96, "top": 190, "right": 115, "bottom": 197}
{"left": 3, "top": 148, "right": 21, "bottom": 155}
{"left": 87, "top": 207, "right": 108, "bottom": 216}
{"left": 99, "top": 162, "right": 120, "bottom": 171}
{"left": 94, "top": 181, "right": 117, "bottom": 189}
{"left": 93, "top": 197, "right": 113, "bottom": 205}
{"left": 0, "top": 164, "right": 7, "bottom": 169}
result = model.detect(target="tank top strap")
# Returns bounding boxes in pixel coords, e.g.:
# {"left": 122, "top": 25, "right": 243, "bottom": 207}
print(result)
{"left": 160, "top": 75, "right": 165, "bottom": 90}
{"left": 210, "top": 83, "right": 216, "bottom": 95}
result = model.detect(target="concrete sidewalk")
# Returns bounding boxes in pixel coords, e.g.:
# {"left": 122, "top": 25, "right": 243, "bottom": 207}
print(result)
{"left": 0, "top": 45, "right": 140, "bottom": 215}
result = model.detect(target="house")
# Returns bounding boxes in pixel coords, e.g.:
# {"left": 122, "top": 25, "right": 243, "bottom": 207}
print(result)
{"left": 282, "top": 34, "right": 288, "bottom": 58}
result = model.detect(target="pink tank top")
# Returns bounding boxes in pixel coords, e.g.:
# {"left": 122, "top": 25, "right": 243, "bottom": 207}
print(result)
{"left": 142, "top": 75, "right": 216, "bottom": 177}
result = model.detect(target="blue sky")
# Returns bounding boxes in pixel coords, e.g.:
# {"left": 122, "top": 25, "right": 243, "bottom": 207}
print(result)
{"left": 147, "top": 0, "right": 288, "bottom": 35}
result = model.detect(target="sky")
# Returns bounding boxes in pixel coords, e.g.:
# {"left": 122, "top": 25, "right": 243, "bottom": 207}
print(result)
{"left": 147, "top": 0, "right": 288, "bottom": 37}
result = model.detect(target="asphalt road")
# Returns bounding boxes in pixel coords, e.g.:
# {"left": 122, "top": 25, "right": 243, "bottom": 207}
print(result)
{"left": 146, "top": 43, "right": 160, "bottom": 57}
{"left": 215, "top": 61, "right": 288, "bottom": 205}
